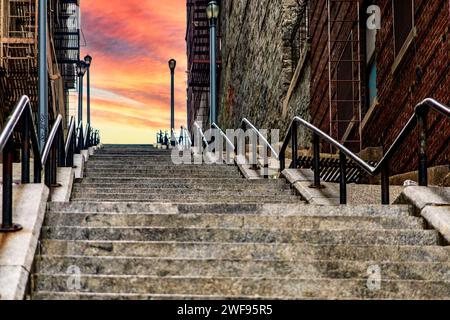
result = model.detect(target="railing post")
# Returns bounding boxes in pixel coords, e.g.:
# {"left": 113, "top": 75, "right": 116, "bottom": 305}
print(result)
{"left": 80, "top": 127, "right": 84, "bottom": 151}
{"left": 1, "top": 139, "right": 22, "bottom": 232}
{"left": 51, "top": 142, "right": 58, "bottom": 186}
{"left": 339, "top": 152, "right": 347, "bottom": 205}
{"left": 21, "top": 111, "right": 30, "bottom": 184}
{"left": 34, "top": 152, "right": 41, "bottom": 183}
{"left": 291, "top": 122, "right": 298, "bottom": 168}
{"left": 417, "top": 110, "right": 428, "bottom": 186}
{"left": 251, "top": 131, "right": 258, "bottom": 169}
{"left": 44, "top": 150, "right": 51, "bottom": 188}
{"left": 381, "top": 163, "right": 390, "bottom": 205}
{"left": 58, "top": 130, "right": 65, "bottom": 167}
{"left": 312, "top": 133, "right": 321, "bottom": 188}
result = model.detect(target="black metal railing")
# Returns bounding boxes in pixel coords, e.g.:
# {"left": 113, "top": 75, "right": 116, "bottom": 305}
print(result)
{"left": 0, "top": 95, "right": 100, "bottom": 233}
{"left": 279, "top": 98, "right": 450, "bottom": 205}
{"left": 241, "top": 118, "right": 279, "bottom": 169}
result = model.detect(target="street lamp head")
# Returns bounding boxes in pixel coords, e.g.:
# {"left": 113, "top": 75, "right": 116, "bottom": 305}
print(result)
{"left": 76, "top": 61, "right": 87, "bottom": 77}
{"left": 168, "top": 59, "right": 177, "bottom": 71}
{"left": 84, "top": 54, "right": 93, "bottom": 66}
{"left": 206, "top": 1, "right": 219, "bottom": 20}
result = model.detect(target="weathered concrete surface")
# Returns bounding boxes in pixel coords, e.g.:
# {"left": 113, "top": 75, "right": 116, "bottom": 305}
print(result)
{"left": 74, "top": 154, "right": 85, "bottom": 179}
{"left": 390, "top": 166, "right": 450, "bottom": 186}
{"left": 81, "top": 149, "right": 89, "bottom": 162}
{"left": 397, "top": 187, "right": 450, "bottom": 211}
{"left": 0, "top": 184, "right": 49, "bottom": 300}
{"left": 88, "top": 147, "right": 95, "bottom": 156}
{"left": 396, "top": 187, "right": 450, "bottom": 243}
{"left": 51, "top": 168, "right": 75, "bottom": 202}
{"left": 283, "top": 169, "right": 404, "bottom": 205}
{"left": 235, "top": 155, "right": 262, "bottom": 180}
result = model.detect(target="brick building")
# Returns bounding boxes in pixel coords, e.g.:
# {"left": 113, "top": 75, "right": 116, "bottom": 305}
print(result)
{"left": 186, "top": 0, "right": 449, "bottom": 175}
{"left": 309, "top": 0, "right": 449, "bottom": 173}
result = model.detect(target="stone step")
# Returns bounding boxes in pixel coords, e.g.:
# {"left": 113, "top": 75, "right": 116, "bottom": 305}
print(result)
{"left": 43, "top": 212, "right": 425, "bottom": 230}
{"left": 85, "top": 167, "right": 239, "bottom": 174}
{"left": 70, "top": 189, "right": 294, "bottom": 197}
{"left": 35, "top": 256, "right": 450, "bottom": 281}
{"left": 32, "top": 275, "right": 450, "bottom": 299}
{"left": 71, "top": 185, "right": 292, "bottom": 194}
{"left": 76, "top": 178, "right": 288, "bottom": 187}
{"left": 79, "top": 177, "right": 255, "bottom": 184}
{"left": 46, "top": 202, "right": 413, "bottom": 216}
{"left": 84, "top": 173, "right": 242, "bottom": 179}
{"left": 69, "top": 194, "right": 299, "bottom": 203}
{"left": 73, "top": 184, "right": 291, "bottom": 192}
{"left": 40, "top": 240, "right": 450, "bottom": 262}
{"left": 40, "top": 227, "right": 440, "bottom": 245}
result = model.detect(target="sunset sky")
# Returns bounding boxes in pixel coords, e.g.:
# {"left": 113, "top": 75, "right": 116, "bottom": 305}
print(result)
{"left": 79, "top": 0, "right": 187, "bottom": 144}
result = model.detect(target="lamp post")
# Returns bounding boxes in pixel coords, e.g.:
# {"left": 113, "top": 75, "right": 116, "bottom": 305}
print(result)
{"left": 206, "top": 1, "right": 219, "bottom": 126}
{"left": 84, "top": 55, "right": 93, "bottom": 126}
{"left": 169, "top": 59, "right": 177, "bottom": 146}
{"left": 76, "top": 61, "right": 87, "bottom": 127}
{"left": 38, "top": 0, "right": 48, "bottom": 151}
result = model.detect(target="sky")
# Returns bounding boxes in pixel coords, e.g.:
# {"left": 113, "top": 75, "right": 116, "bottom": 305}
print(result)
{"left": 79, "top": 0, "right": 187, "bottom": 144}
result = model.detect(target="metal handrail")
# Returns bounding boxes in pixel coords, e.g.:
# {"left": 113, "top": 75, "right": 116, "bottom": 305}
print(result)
{"left": 279, "top": 98, "right": 450, "bottom": 205}
{"left": 193, "top": 122, "right": 208, "bottom": 146}
{"left": 0, "top": 95, "right": 78, "bottom": 232}
{"left": 65, "top": 117, "right": 75, "bottom": 156}
{"left": 41, "top": 115, "right": 63, "bottom": 166}
{"left": 212, "top": 122, "right": 235, "bottom": 150}
{"left": 171, "top": 128, "right": 180, "bottom": 146}
{"left": 83, "top": 123, "right": 91, "bottom": 148}
{"left": 76, "top": 120, "right": 83, "bottom": 151}
{"left": 181, "top": 126, "right": 192, "bottom": 148}
{"left": 241, "top": 118, "right": 279, "bottom": 159}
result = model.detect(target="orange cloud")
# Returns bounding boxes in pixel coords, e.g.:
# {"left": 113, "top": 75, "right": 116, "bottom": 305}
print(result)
{"left": 80, "top": 0, "right": 187, "bottom": 144}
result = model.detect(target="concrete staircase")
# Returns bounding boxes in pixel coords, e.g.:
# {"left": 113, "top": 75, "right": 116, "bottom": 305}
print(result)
{"left": 31, "top": 145, "right": 450, "bottom": 299}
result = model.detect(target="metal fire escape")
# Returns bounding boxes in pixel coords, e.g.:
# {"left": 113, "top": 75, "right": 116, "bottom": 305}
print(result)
{"left": 53, "top": 0, "right": 80, "bottom": 91}
{"left": 187, "top": 0, "right": 221, "bottom": 130}
{"left": 0, "top": 0, "right": 38, "bottom": 122}
{"left": 327, "top": 0, "right": 362, "bottom": 152}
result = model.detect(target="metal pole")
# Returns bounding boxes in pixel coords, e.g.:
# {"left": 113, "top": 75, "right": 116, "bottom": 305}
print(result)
{"left": 339, "top": 152, "right": 347, "bottom": 205}
{"left": 170, "top": 69, "right": 175, "bottom": 146}
{"left": 209, "top": 17, "right": 217, "bottom": 126}
{"left": 87, "top": 67, "right": 91, "bottom": 126}
{"left": 78, "top": 75, "right": 83, "bottom": 125}
{"left": 38, "top": 0, "right": 48, "bottom": 152}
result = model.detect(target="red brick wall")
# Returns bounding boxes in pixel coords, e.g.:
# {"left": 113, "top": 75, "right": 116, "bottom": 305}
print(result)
{"left": 310, "top": 0, "right": 450, "bottom": 174}
{"left": 365, "top": 0, "right": 450, "bottom": 174}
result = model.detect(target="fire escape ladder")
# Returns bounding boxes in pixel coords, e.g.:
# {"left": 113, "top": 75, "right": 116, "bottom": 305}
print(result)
{"left": 327, "top": 0, "right": 362, "bottom": 152}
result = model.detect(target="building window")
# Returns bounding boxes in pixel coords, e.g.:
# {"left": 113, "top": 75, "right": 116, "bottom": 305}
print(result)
{"left": 366, "top": 27, "right": 377, "bottom": 112}
{"left": 367, "top": 61, "right": 378, "bottom": 108}
{"left": 393, "top": 0, "right": 414, "bottom": 56}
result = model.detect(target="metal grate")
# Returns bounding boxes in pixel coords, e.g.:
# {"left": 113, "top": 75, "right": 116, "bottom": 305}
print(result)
{"left": 295, "top": 154, "right": 377, "bottom": 183}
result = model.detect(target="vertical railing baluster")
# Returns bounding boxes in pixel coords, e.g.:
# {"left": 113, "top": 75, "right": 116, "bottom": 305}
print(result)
{"left": 312, "top": 133, "right": 321, "bottom": 188}
{"left": 339, "top": 152, "right": 347, "bottom": 205}
{"left": 21, "top": 111, "right": 30, "bottom": 184}
{"left": 58, "top": 129, "right": 65, "bottom": 167}
{"left": 1, "top": 139, "right": 19, "bottom": 231}
{"left": 381, "top": 163, "right": 390, "bottom": 205}
{"left": 418, "top": 111, "right": 428, "bottom": 186}
{"left": 291, "top": 122, "right": 298, "bottom": 169}
{"left": 51, "top": 142, "right": 57, "bottom": 186}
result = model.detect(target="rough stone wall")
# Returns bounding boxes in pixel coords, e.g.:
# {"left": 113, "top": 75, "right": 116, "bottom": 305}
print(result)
{"left": 364, "top": 0, "right": 450, "bottom": 174}
{"left": 218, "top": 0, "right": 310, "bottom": 137}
